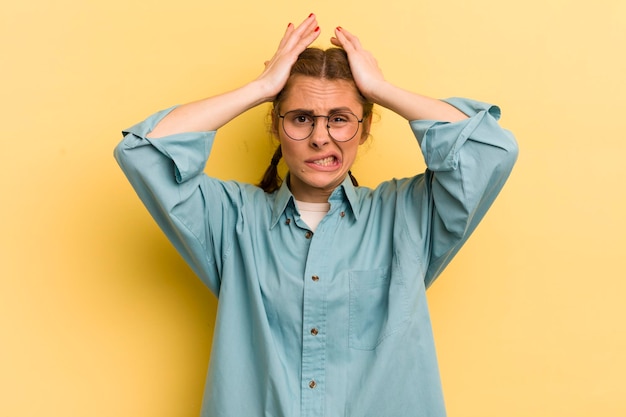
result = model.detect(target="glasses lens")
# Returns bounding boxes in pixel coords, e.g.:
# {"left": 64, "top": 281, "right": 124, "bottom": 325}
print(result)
{"left": 282, "top": 111, "right": 314, "bottom": 141}
{"left": 282, "top": 111, "right": 361, "bottom": 142}
{"left": 327, "top": 112, "right": 360, "bottom": 142}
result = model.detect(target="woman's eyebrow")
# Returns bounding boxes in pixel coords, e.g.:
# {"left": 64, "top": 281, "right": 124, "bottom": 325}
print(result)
{"left": 285, "top": 106, "right": 355, "bottom": 114}
{"left": 285, "top": 108, "right": 314, "bottom": 114}
{"left": 328, "top": 106, "right": 355, "bottom": 113}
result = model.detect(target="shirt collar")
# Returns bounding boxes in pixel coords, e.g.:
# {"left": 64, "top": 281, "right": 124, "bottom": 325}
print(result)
{"left": 332, "top": 175, "right": 360, "bottom": 221}
{"left": 270, "top": 176, "right": 296, "bottom": 229}
{"left": 270, "top": 175, "right": 360, "bottom": 229}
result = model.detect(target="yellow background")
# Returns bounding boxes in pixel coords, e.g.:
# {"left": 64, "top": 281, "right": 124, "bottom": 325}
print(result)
{"left": 1, "top": 0, "right": 625, "bottom": 416}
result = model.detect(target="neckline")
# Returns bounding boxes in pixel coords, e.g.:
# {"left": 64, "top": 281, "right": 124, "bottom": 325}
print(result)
{"left": 295, "top": 200, "right": 331, "bottom": 212}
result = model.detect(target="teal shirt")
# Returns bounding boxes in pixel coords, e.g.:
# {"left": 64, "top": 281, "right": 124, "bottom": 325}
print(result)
{"left": 114, "top": 98, "right": 518, "bottom": 417}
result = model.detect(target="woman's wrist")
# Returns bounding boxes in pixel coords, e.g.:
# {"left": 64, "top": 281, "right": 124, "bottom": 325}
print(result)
{"left": 243, "top": 79, "right": 278, "bottom": 107}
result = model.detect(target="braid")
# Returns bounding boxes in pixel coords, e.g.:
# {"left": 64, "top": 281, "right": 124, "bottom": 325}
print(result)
{"left": 258, "top": 145, "right": 283, "bottom": 193}
{"left": 348, "top": 170, "right": 359, "bottom": 187}
{"left": 271, "top": 146, "right": 282, "bottom": 166}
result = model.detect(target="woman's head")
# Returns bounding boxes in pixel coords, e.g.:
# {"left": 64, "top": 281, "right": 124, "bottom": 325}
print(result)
{"left": 271, "top": 47, "right": 373, "bottom": 123}
{"left": 260, "top": 47, "right": 373, "bottom": 198}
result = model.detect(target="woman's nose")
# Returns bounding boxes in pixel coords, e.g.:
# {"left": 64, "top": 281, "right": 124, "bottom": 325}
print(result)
{"left": 309, "top": 120, "right": 331, "bottom": 148}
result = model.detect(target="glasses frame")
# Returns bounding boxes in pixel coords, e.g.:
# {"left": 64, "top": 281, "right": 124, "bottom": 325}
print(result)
{"left": 277, "top": 110, "right": 364, "bottom": 142}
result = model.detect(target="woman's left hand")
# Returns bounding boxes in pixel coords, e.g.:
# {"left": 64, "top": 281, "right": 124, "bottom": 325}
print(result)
{"left": 331, "top": 27, "right": 467, "bottom": 122}
{"left": 330, "top": 27, "right": 386, "bottom": 103}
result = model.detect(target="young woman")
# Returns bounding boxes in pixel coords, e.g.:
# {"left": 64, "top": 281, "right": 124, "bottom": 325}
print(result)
{"left": 115, "top": 14, "right": 518, "bottom": 417}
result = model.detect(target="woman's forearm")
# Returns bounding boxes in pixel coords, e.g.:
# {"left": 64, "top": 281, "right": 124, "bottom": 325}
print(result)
{"left": 147, "top": 80, "right": 273, "bottom": 138}
{"left": 370, "top": 81, "right": 468, "bottom": 122}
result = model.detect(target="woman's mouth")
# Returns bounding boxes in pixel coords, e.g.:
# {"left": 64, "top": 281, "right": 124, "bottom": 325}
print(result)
{"left": 311, "top": 156, "right": 338, "bottom": 167}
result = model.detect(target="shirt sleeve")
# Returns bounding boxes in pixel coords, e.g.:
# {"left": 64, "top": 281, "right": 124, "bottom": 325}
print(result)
{"left": 113, "top": 107, "right": 231, "bottom": 295}
{"left": 407, "top": 98, "right": 519, "bottom": 288}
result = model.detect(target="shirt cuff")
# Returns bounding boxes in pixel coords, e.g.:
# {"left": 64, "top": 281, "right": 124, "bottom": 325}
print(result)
{"left": 121, "top": 106, "right": 217, "bottom": 183}
{"left": 409, "top": 98, "right": 502, "bottom": 171}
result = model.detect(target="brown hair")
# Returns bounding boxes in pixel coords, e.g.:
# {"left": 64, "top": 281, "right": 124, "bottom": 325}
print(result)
{"left": 258, "top": 47, "right": 373, "bottom": 193}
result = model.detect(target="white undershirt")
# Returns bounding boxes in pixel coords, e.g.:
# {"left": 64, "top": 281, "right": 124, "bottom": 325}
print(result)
{"left": 295, "top": 200, "right": 330, "bottom": 233}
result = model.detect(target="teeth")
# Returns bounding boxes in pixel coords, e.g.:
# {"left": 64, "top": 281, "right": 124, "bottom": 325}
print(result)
{"left": 313, "top": 156, "right": 335, "bottom": 166}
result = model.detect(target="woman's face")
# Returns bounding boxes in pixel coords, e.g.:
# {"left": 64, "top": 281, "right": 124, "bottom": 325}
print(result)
{"left": 276, "top": 75, "right": 370, "bottom": 202}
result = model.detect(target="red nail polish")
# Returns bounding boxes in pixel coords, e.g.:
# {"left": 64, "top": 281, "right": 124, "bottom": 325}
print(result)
{"left": 309, "top": 13, "right": 314, "bottom": 18}
{"left": 314, "top": 26, "right": 320, "bottom": 32}
{"left": 287, "top": 22, "right": 292, "bottom": 28}
{"left": 336, "top": 26, "right": 342, "bottom": 31}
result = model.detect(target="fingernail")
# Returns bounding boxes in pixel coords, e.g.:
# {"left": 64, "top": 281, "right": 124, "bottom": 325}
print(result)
{"left": 314, "top": 26, "right": 320, "bottom": 32}
{"left": 309, "top": 13, "right": 314, "bottom": 18}
{"left": 336, "top": 26, "right": 342, "bottom": 31}
{"left": 287, "top": 22, "right": 292, "bottom": 28}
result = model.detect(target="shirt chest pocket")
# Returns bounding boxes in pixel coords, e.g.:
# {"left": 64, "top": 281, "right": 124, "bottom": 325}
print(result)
{"left": 348, "top": 266, "right": 410, "bottom": 350}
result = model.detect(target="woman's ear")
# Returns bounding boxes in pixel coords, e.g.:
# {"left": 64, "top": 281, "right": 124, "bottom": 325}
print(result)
{"left": 359, "top": 116, "right": 373, "bottom": 144}
{"left": 270, "top": 108, "right": 280, "bottom": 137}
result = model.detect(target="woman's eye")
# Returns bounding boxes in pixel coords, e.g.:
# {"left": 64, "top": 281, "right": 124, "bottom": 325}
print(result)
{"left": 292, "top": 114, "right": 312, "bottom": 124}
{"left": 331, "top": 114, "right": 349, "bottom": 123}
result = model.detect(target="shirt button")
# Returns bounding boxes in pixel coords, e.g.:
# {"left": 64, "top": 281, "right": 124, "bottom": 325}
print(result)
{"left": 309, "top": 380, "right": 317, "bottom": 389}
{"left": 310, "top": 328, "right": 319, "bottom": 336}
{"left": 285, "top": 218, "right": 291, "bottom": 225}
{"left": 340, "top": 211, "right": 345, "bottom": 217}
{"left": 311, "top": 275, "right": 319, "bottom": 282}
{"left": 305, "top": 231, "right": 313, "bottom": 239}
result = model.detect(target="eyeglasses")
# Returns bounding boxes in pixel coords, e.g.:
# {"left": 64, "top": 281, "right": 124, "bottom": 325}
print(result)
{"left": 278, "top": 110, "right": 364, "bottom": 142}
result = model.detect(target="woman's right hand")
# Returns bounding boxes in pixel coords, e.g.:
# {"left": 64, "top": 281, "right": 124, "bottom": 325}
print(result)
{"left": 256, "top": 14, "right": 321, "bottom": 102}
{"left": 147, "top": 14, "right": 320, "bottom": 137}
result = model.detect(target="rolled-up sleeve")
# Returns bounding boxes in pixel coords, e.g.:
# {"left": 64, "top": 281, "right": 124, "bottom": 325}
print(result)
{"left": 113, "top": 108, "right": 224, "bottom": 294}
{"left": 409, "top": 98, "right": 519, "bottom": 287}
